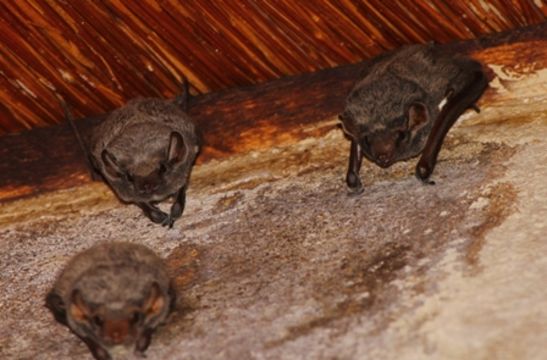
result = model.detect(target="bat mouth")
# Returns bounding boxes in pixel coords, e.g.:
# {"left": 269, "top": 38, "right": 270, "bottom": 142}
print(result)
{"left": 375, "top": 160, "right": 393, "bottom": 169}
{"left": 362, "top": 150, "right": 394, "bottom": 169}
{"left": 374, "top": 155, "right": 394, "bottom": 168}
{"left": 129, "top": 189, "right": 172, "bottom": 203}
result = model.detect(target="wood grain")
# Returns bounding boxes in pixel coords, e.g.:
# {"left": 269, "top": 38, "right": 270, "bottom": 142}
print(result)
{"left": 0, "top": 24, "right": 546, "bottom": 202}
{"left": 0, "top": 1, "right": 546, "bottom": 134}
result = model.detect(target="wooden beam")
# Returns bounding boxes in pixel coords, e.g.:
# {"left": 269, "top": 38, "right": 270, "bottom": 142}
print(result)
{"left": 0, "top": 24, "right": 545, "bottom": 203}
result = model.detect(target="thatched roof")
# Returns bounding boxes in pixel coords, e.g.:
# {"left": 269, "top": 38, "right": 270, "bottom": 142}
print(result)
{"left": 1, "top": 1, "right": 546, "bottom": 134}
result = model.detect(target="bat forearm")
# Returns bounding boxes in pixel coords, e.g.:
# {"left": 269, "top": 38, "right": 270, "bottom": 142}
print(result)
{"left": 81, "top": 337, "right": 111, "bottom": 360}
{"left": 416, "top": 70, "right": 488, "bottom": 182}
{"left": 136, "top": 328, "right": 154, "bottom": 353}
{"left": 167, "top": 187, "right": 187, "bottom": 228}
{"left": 346, "top": 140, "right": 364, "bottom": 194}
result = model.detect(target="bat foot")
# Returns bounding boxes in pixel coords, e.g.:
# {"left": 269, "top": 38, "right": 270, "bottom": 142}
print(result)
{"left": 134, "top": 351, "right": 148, "bottom": 359}
{"left": 346, "top": 172, "right": 363, "bottom": 195}
{"left": 161, "top": 215, "right": 176, "bottom": 228}
{"left": 146, "top": 208, "right": 170, "bottom": 225}
{"left": 415, "top": 164, "right": 435, "bottom": 185}
{"left": 83, "top": 338, "right": 111, "bottom": 360}
{"left": 89, "top": 170, "right": 102, "bottom": 182}
{"left": 420, "top": 178, "right": 436, "bottom": 185}
{"left": 136, "top": 329, "right": 153, "bottom": 353}
{"left": 163, "top": 203, "right": 183, "bottom": 228}
{"left": 470, "top": 103, "right": 480, "bottom": 113}
{"left": 347, "top": 185, "right": 364, "bottom": 196}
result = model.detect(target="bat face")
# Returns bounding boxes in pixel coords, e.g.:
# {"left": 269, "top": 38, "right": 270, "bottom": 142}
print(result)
{"left": 340, "top": 44, "right": 488, "bottom": 193}
{"left": 45, "top": 243, "right": 177, "bottom": 359}
{"left": 341, "top": 102, "right": 431, "bottom": 168}
{"left": 98, "top": 131, "right": 190, "bottom": 203}
{"left": 87, "top": 96, "right": 200, "bottom": 225}
{"left": 66, "top": 283, "right": 170, "bottom": 354}
{"left": 67, "top": 283, "right": 169, "bottom": 348}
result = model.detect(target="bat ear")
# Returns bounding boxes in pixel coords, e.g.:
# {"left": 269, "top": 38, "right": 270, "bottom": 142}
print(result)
{"left": 101, "top": 150, "right": 123, "bottom": 178}
{"left": 338, "top": 111, "right": 357, "bottom": 139}
{"left": 167, "top": 132, "right": 186, "bottom": 164}
{"left": 406, "top": 102, "right": 429, "bottom": 132}
{"left": 69, "top": 289, "right": 91, "bottom": 323}
{"left": 142, "top": 282, "right": 167, "bottom": 318}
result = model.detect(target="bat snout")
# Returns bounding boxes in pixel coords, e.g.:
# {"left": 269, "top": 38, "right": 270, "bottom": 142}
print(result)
{"left": 374, "top": 153, "right": 393, "bottom": 168}
{"left": 102, "top": 319, "right": 131, "bottom": 346}
{"left": 109, "top": 330, "right": 126, "bottom": 345}
{"left": 368, "top": 132, "right": 397, "bottom": 168}
{"left": 139, "top": 182, "right": 159, "bottom": 194}
{"left": 135, "top": 177, "right": 161, "bottom": 195}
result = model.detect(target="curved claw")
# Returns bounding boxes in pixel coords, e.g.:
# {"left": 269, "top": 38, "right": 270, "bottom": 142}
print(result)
{"left": 346, "top": 170, "right": 363, "bottom": 195}
{"left": 415, "top": 163, "right": 435, "bottom": 185}
{"left": 470, "top": 103, "right": 480, "bottom": 113}
{"left": 148, "top": 210, "right": 169, "bottom": 224}
{"left": 420, "top": 178, "right": 436, "bottom": 185}
{"left": 347, "top": 185, "right": 364, "bottom": 196}
{"left": 135, "top": 328, "right": 153, "bottom": 354}
{"left": 161, "top": 215, "right": 175, "bottom": 228}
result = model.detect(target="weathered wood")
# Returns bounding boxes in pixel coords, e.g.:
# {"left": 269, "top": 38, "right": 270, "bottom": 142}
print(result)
{"left": 0, "top": 24, "right": 546, "bottom": 202}
{"left": 0, "top": 2, "right": 546, "bottom": 134}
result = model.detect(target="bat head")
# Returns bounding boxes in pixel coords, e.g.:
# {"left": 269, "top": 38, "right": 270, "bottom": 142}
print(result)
{"left": 340, "top": 102, "right": 431, "bottom": 168}
{"left": 98, "top": 131, "right": 192, "bottom": 203}
{"left": 61, "top": 282, "right": 170, "bottom": 352}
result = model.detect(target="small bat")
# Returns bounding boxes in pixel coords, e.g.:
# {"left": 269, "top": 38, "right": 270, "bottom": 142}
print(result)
{"left": 45, "top": 242, "right": 176, "bottom": 360}
{"left": 61, "top": 79, "right": 200, "bottom": 227}
{"left": 339, "top": 43, "right": 488, "bottom": 194}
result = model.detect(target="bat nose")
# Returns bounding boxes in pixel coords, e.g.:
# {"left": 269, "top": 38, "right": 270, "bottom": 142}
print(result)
{"left": 104, "top": 319, "right": 129, "bottom": 345}
{"left": 110, "top": 330, "right": 126, "bottom": 344}
{"left": 376, "top": 154, "right": 391, "bottom": 167}
{"left": 139, "top": 182, "right": 158, "bottom": 194}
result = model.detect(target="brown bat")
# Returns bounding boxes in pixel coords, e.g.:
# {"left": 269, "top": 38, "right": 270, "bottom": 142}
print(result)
{"left": 45, "top": 242, "right": 176, "bottom": 360}
{"left": 61, "top": 79, "right": 200, "bottom": 227}
{"left": 339, "top": 43, "right": 488, "bottom": 194}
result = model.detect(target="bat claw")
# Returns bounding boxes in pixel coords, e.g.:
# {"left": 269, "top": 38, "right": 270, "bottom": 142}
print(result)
{"left": 136, "top": 329, "right": 153, "bottom": 354}
{"left": 161, "top": 216, "right": 175, "bottom": 228}
{"left": 346, "top": 171, "right": 363, "bottom": 196}
{"left": 134, "top": 349, "right": 148, "bottom": 359}
{"left": 470, "top": 103, "right": 480, "bottom": 113}
{"left": 415, "top": 163, "right": 435, "bottom": 185}
{"left": 143, "top": 206, "right": 170, "bottom": 225}
{"left": 347, "top": 185, "right": 364, "bottom": 196}
{"left": 89, "top": 171, "right": 102, "bottom": 182}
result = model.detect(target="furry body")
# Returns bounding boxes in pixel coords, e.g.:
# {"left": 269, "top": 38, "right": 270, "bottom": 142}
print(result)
{"left": 83, "top": 83, "right": 199, "bottom": 227}
{"left": 340, "top": 43, "right": 488, "bottom": 192}
{"left": 45, "top": 242, "right": 175, "bottom": 360}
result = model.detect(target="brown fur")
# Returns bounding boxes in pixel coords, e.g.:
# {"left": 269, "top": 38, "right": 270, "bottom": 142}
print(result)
{"left": 45, "top": 242, "right": 175, "bottom": 360}
{"left": 90, "top": 98, "right": 199, "bottom": 200}
{"left": 340, "top": 43, "right": 487, "bottom": 192}
{"left": 85, "top": 80, "right": 199, "bottom": 226}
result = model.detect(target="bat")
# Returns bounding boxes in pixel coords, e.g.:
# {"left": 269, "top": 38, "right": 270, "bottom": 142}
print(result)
{"left": 61, "top": 79, "right": 200, "bottom": 227}
{"left": 339, "top": 43, "right": 488, "bottom": 194}
{"left": 45, "top": 242, "right": 176, "bottom": 360}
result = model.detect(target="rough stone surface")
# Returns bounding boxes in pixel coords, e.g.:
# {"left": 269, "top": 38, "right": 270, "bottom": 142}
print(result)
{"left": 0, "top": 67, "right": 546, "bottom": 360}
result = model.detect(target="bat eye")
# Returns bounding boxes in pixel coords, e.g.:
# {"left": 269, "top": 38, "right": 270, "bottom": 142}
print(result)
{"left": 361, "top": 136, "right": 370, "bottom": 148}
{"left": 158, "top": 163, "right": 167, "bottom": 175}
{"left": 131, "top": 311, "right": 144, "bottom": 325}
{"left": 92, "top": 315, "right": 104, "bottom": 327}
{"left": 397, "top": 131, "right": 409, "bottom": 142}
{"left": 125, "top": 172, "right": 134, "bottom": 182}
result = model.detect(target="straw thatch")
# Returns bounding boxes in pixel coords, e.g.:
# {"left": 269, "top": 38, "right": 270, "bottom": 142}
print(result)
{"left": 0, "top": 1, "right": 546, "bottom": 134}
